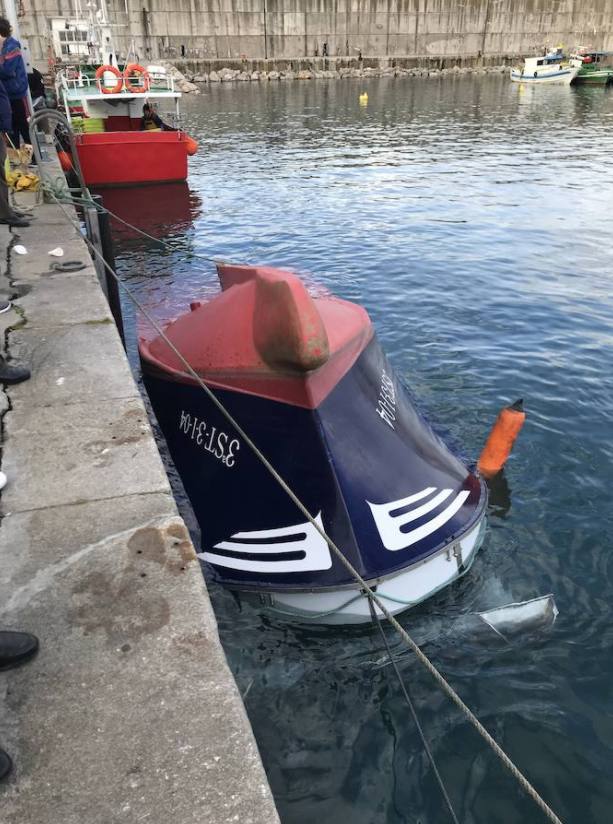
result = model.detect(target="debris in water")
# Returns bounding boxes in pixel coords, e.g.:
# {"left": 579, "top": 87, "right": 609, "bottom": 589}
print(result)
{"left": 477, "top": 594, "right": 558, "bottom": 639}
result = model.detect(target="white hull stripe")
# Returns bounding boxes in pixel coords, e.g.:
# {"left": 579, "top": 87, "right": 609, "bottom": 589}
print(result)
{"left": 199, "top": 513, "right": 333, "bottom": 573}
{"left": 368, "top": 487, "right": 471, "bottom": 552}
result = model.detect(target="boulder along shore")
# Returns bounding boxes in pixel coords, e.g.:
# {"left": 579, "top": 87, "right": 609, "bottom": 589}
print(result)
{"left": 163, "top": 61, "right": 511, "bottom": 92}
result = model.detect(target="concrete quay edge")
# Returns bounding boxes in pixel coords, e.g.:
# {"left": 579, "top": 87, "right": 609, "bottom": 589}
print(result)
{"left": 0, "top": 206, "right": 280, "bottom": 824}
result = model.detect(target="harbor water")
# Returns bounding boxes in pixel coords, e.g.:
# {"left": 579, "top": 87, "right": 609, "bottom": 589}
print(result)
{"left": 109, "top": 76, "right": 613, "bottom": 823}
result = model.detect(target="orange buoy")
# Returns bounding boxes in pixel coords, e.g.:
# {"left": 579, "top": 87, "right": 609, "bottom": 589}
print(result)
{"left": 184, "top": 135, "right": 198, "bottom": 156}
{"left": 57, "top": 150, "right": 72, "bottom": 172}
{"left": 477, "top": 399, "right": 526, "bottom": 478}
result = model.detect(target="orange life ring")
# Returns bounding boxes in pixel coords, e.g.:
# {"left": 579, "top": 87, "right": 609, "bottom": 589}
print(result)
{"left": 95, "top": 64, "right": 123, "bottom": 95}
{"left": 124, "top": 63, "right": 150, "bottom": 93}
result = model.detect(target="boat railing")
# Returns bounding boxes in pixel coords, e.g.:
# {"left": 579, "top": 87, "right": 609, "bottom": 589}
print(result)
{"left": 57, "top": 68, "right": 176, "bottom": 95}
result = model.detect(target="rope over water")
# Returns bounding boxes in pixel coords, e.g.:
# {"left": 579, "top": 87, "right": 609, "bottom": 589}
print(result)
{"left": 45, "top": 187, "right": 564, "bottom": 824}
{"left": 368, "top": 596, "right": 460, "bottom": 824}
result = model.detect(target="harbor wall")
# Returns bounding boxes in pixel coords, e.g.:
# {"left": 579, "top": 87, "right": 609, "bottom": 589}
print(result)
{"left": 17, "top": 0, "right": 613, "bottom": 68}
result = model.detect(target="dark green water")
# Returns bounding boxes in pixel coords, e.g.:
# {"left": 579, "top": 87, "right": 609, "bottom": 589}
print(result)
{"left": 111, "top": 76, "right": 613, "bottom": 824}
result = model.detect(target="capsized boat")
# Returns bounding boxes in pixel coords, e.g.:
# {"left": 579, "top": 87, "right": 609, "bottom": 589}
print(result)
{"left": 510, "top": 48, "right": 579, "bottom": 85}
{"left": 139, "top": 265, "right": 488, "bottom": 623}
{"left": 569, "top": 49, "right": 613, "bottom": 85}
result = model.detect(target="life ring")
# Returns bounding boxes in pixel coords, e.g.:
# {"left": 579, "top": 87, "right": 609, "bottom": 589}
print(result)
{"left": 124, "top": 63, "right": 150, "bottom": 93}
{"left": 95, "top": 64, "right": 123, "bottom": 95}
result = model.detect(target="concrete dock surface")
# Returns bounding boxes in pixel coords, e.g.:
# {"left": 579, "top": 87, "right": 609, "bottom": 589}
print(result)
{"left": 0, "top": 204, "right": 280, "bottom": 823}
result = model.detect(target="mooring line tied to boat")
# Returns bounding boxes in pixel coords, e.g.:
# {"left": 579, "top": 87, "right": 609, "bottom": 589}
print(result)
{"left": 368, "top": 596, "right": 461, "bottom": 824}
{"left": 47, "top": 191, "right": 564, "bottom": 824}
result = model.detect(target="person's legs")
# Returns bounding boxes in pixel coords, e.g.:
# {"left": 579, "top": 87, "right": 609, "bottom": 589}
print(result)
{"left": 0, "top": 138, "right": 12, "bottom": 220}
{"left": 8, "top": 98, "right": 29, "bottom": 147}
{"left": 0, "top": 138, "right": 30, "bottom": 226}
{"left": 0, "top": 159, "right": 13, "bottom": 219}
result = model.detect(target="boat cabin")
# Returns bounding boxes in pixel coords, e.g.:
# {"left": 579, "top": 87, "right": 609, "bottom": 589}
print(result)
{"left": 57, "top": 64, "right": 180, "bottom": 133}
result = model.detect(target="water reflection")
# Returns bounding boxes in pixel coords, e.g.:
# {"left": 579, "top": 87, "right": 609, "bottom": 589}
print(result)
{"left": 485, "top": 471, "right": 512, "bottom": 519}
{"left": 97, "top": 182, "right": 202, "bottom": 245}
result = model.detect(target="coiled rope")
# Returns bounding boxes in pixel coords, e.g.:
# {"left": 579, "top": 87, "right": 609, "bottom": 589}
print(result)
{"left": 45, "top": 190, "right": 564, "bottom": 824}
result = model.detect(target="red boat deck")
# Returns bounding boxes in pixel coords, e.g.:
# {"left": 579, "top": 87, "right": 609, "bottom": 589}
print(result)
{"left": 75, "top": 131, "right": 188, "bottom": 187}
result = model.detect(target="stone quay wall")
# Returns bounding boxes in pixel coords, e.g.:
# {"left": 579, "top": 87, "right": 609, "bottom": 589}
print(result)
{"left": 19, "top": 0, "right": 613, "bottom": 70}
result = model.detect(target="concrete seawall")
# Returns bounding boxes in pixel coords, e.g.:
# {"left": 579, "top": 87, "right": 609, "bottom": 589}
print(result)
{"left": 24, "top": 0, "right": 613, "bottom": 67}
{"left": 0, "top": 198, "right": 280, "bottom": 823}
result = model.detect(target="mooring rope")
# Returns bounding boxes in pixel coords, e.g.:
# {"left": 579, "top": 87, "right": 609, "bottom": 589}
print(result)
{"left": 367, "top": 596, "right": 460, "bottom": 824}
{"left": 45, "top": 192, "right": 564, "bottom": 824}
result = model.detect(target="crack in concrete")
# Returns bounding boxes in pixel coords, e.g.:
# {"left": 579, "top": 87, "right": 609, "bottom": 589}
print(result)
{"left": 4, "top": 487, "right": 175, "bottom": 517}
{"left": 0, "top": 231, "right": 31, "bottom": 527}
{"left": 0, "top": 232, "right": 21, "bottom": 478}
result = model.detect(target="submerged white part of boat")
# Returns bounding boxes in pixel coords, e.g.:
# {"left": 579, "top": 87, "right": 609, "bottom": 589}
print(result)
{"left": 262, "top": 518, "right": 486, "bottom": 624}
{"left": 477, "top": 594, "right": 558, "bottom": 638}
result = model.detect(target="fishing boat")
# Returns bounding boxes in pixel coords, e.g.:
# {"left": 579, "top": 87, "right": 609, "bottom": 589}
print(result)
{"left": 52, "top": 6, "right": 197, "bottom": 187}
{"left": 56, "top": 63, "right": 197, "bottom": 187}
{"left": 510, "top": 48, "right": 579, "bottom": 85}
{"left": 569, "top": 49, "right": 613, "bottom": 85}
{"left": 139, "top": 265, "right": 488, "bottom": 624}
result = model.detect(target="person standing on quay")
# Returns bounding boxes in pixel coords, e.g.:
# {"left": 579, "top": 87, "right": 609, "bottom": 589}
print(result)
{"left": 0, "top": 77, "right": 29, "bottom": 229}
{"left": 0, "top": 17, "right": 29, "bottom": 148}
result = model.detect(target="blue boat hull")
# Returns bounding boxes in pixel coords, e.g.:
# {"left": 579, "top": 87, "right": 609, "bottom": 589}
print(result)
{"left": 143, "top": 336, "right": 487, "bottom": 595}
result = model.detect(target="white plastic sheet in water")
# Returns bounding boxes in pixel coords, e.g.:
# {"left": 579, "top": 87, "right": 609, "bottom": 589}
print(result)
{"left": 477, "top": 594, "right": 558, "bottom": 639}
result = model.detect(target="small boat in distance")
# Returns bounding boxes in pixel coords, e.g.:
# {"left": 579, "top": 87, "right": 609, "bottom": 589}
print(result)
{"left": 139, "top": 265, "right": 488, "bottom": 624}
{"left": 510, "top": 48, "right": 579, "bottom": 85}
{"left": 569, "top": 49, "right": 613, "bottom": 85}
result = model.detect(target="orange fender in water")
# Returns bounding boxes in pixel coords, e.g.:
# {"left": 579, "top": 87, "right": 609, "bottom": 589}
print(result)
{"left": 477, "top": 399, "right": 526, "bottom": 478}
{"left": 184, "top": 135, "right": 198, "bottom": 156}
{"left": 58, "top": 150, "right": 72, "bottom": 172}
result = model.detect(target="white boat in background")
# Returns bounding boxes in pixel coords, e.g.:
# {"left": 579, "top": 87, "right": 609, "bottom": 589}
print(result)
{"left": 510, "top": 48, "right": 579, "bottom": 84}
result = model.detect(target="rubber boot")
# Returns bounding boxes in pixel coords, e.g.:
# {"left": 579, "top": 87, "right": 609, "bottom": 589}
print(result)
{"left": 0, "top": 357, "right": 30, "bottom": 385}
{"left": 0, "top": 630, "right": 39, "bottom": 671}
{"left": 0, "top": 749, "right": 12, "bottom": 780}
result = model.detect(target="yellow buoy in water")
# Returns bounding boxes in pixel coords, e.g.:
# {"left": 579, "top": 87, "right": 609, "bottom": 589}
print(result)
{"left": 359, "top": 92, "right": 368, "bottom": 106}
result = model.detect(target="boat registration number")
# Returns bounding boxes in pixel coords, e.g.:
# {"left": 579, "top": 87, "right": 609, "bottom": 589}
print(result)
{"left": 179, "top": 410, "right": 240, "bottom": 468}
